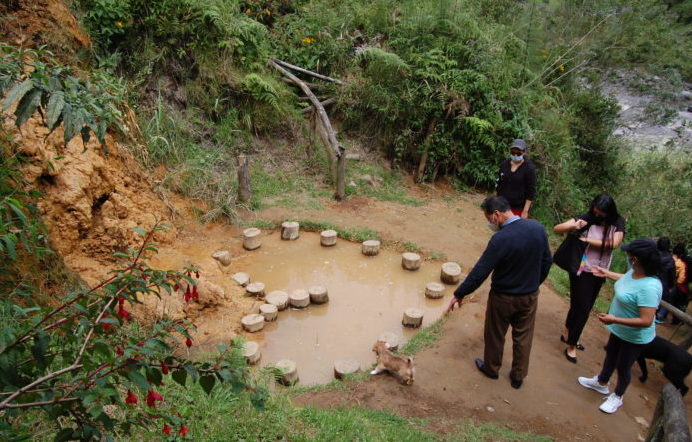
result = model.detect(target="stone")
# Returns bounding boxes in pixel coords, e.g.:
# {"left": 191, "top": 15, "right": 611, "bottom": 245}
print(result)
{"left": 259, "top": 303, "right": 278, "bottom": 321}
{"left": 425, "top": 282, "right": 445, "bottom": 299}
{"left": 246, "top": 282, "right": 265, "bottom": 298}
{"left": 362, "top": 239, "right": 380, "bottom": 256}
{"left": 308, "top": 285, "right": 329, "bottom": 304}
{"left": 231, "top": 272, "right": 250, "bottom": 287}
{"left": 276, "top": 359, "right": 299, "bottom": 385}
{"left": 334, "top": 358, "right": 360, "bottom": 379}
{"left": 402, "top": 252, "right": 422, "bottom": 270}
{"left": 281, "top": 221, "right": 300, "bottom": 240}
{"left": 289, "top": 289, "right": 310, "bottom": 308}
{"left": 242, "top": 341, "right": 261, "bottom": 365}
{"left": 320, "top": 229, "right": 337, "bottom": 247}
{"left": 441, "top": 262, "right": 462, "bottom": 284}
{"left": 243, "top": 228, "right": 261, "bottom": 250}
{"left": 266, "top": 290, "right": 289, "bottom": 310}
{"left": 241, "top": 314, "right": 264, "bottom": 332}
{"left": 402, "top": 308, "right": 424, "bottom": 328}
{"left": 211, "top": 250, "right": 232, "bottom": 266}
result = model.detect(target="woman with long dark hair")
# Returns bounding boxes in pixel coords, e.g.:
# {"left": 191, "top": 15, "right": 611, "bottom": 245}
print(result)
{"left": 578, "top": 238, "right": 662, "bottom": 413}
{"left": 554, "top": 194, "right": 626, "bottom": 363}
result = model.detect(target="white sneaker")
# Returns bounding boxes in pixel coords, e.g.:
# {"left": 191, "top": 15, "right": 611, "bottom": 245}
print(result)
{"left": 599, "top": 393, "right": 623, "bottom": 414}
{"left": 578, "top": 375, "right": 610, "bottom": 394}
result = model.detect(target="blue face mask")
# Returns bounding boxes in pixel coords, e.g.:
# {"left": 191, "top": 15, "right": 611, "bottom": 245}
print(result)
{"left": 510, "top": 154, "right": 524, "bottom": 163}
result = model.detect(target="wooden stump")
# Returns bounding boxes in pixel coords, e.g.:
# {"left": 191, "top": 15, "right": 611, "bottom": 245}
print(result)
{"left": 402, "top": 252, "right": 422, "bottom": 270}
{"left": 308, "top": 285, "right": 329, "bottom": 304}
{"left": 377, "top": 332, "right": 400, "bottom": 351}
{"left": 246, "top": 282, "right": 265, "bottom": 298}
{"left": 231, "top": 272, "right": 250, "bottom": 287}
{"left": 425, "top": 282, "right": 445, "bottom": 299}
{"left": 334, "top": 358, "right": 360, "bottom": 379}
{"left": 289, "top": 289, "right": 310, "bottom": 308}
{"left": 441, "top": 262, "right": 462, "bottom": 284}
{"left": 242, "top": 341, "right": 261, "bottom": 365}
{"left": 211, "top": 250, "right": 232, "bottom": 266}
{"left": 402, "top": 308, "right": 424, "bottom": 328}
{"left": 243, "top": 228, "right": 261, "bottom": 250}
{"left": 320, "top": 229, "right": 337, "bottom": 247}
{"left": 266, "top": 290, "right": 289, "bottom": 310}
{"left": 259, "top": 303, "right": 278, "bottom": 321}
{"left": 362, "top": 240, "right": 380, "bottom": 256}
{"left": 281, "top": 221, "right": 300, "bottom": 240}
{"left": 276, "top": 359, "right": 299, "bottom": 385}
{"left": 241, "top": 314, "right": 265, "bottom": 332}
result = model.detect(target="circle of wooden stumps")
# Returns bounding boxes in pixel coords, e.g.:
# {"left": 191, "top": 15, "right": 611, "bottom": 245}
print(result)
{"left": 441, "top": 262, "right": 462, "bottom": 284}
{"left": 281, "top": 221, "right": 300, "bottom": 240}
{"left": 241, "top": 314, "right": 265, "bottom": 332}
{"left": 246, "top": 282, "right": 265, "bottom": 298}
{"left": 276, "top": 359, "right": 299, "bottom": 385}
{"left": 231, "top": 272, "right": 250, "bottom": 287}
{"left": 425, "top": 282, "right": 445, "bottom": 299}
{"left": 243, "top": 228, "right": 262, "bottom": 250}
{"left": 259, "top": 303, "right": 278, "bottom": 322}
{"left": 361, "top": 239, "right": 380, "bottom": 256}
{"left": 401, "top": 252, "right": 422, "bottom": 270}
{"left": 242, "top": 341, "right": 261, "bottom": 365}
{"left": 212, "top": 250, "right": 232, "bottom": 266}
{"left": 402, "top": 308, "right": 424, "bottom": 328}
{"left": 320, "top": 229, "right": 337, "bottom": 247}
{"left": 266, "top": 290, "right": 289, "bottom": 310}
{"left": 377, "top": 331, "right": 399, "bottom": 351}
{"left": 308, "top": 285, "right": 329, "bottom": 304}
{"left": 334, "top": 358, "right": 360, "bottom": 379}
{"left": 289, "top": 289, "right": 310, "bottom": 308}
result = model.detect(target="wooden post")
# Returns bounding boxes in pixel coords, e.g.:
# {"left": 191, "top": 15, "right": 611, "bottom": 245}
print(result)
{"left": 646, "top": 383, "right": 691, "bottom": 442}
{"left": 335, "top": 146, "right": 346, "bottom": 200}
{"left": 659, "top": 300, "right": 692, "bottom": 350}
{"left": 237, "top": 155, "right": 252, "bottom": 204}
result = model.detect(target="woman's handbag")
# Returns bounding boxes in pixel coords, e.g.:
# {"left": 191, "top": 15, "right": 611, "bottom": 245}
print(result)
{"left": 553, "top": 227, "right": 589, "bottom": 274}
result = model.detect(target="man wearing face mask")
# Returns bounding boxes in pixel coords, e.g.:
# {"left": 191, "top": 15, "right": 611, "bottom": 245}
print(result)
{"left": 446, "top": 196, "right": 552, "bottom": 389}
{"left": 496, "top": 139, "right": 536, "bottom": 219}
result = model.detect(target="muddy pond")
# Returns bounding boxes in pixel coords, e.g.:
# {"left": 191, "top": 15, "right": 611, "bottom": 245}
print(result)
{"left": 154, "top": 228, "right": 454, "bottom": 385}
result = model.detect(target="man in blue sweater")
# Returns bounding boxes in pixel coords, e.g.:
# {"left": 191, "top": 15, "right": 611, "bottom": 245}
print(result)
{"left": 447, "top": 196, "right": 552, "bottom": 389}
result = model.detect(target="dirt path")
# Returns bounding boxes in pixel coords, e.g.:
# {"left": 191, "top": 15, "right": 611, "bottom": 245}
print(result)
{"left": 257, "top": 189, "right": 690, "bottom": 441}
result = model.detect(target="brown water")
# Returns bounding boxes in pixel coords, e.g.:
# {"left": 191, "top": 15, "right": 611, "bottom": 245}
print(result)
{"left": 231, "top": 232, "right": 451, "bottom": 385}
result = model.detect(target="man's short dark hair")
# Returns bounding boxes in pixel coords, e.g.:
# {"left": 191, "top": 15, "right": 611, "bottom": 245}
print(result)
{"left": 481, "top": 196, "right": 511, "bottom": 214}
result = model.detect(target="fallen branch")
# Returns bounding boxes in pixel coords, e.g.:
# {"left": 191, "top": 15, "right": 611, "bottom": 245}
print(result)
{"left": 272, "top": 58, "right": 344, "bottom": 84}
{"left": 301, "top": 98, "right": 336, "bottom": 113}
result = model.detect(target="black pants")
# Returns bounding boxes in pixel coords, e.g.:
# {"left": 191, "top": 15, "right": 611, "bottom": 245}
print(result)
{"left": 565, "top": 272, "right": 605, "bottom": 345}
{"left": 598, "top": 333, "right": 644, "bottom": 396}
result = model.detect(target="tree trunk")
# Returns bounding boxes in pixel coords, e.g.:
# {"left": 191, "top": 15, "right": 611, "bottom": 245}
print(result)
{"left": 237, "top": 155, "right": 252, "bottom": 204}
{"left": 414, "top": 119, "right": 437, "bottom": 183}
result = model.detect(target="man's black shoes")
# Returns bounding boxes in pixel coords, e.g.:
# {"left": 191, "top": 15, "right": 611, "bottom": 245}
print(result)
{"left": 474, "top": 359, "right": 498, "bottom": 379}
{"left": 510, "top": 377, "right": 523, "bottom": 389}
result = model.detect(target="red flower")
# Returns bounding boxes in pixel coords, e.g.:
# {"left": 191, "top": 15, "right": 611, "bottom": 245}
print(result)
{"left": 173, "top": 283, "right": 179, "bottom": 292}
{"left": 146, "top": 390, "right": 164, "bottom": 408}
{"left": 125, "top": 390, "right": 138, "bottom": 404}
{"left": 191, "top": 285, "right": 199, "bottom": 300}
{"left": 162, "top": 424, "right": 172, "bottom": 435}
{"left": 100, "top": 321, "right": 112, "bottom": 332}
{"left": 161, "top": 361, "right": 170, "bottom": 375}
{"left": 117, "top": 305, "right": 130, "bottom": 320}
{"left": 116, "top": 346, "right": 124, "bottom": 356}
{"left": 179, "top": 425, "right": 189, "bottom": 436}
{"left": 184, "top": 285, "right": 191, "bottom": 302}
{"left": 185, "top": 337, "right": 193, "bottom": 348}
{"left": 195, "top": 271, "right": 199, "bottom": 278}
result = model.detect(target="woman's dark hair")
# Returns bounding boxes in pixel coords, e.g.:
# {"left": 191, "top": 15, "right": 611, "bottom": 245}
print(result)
{"left": 629, "top": 249, "right": 661, "bottom": 277}
{"left": 657, "top": 237, "right": 671, "bottom": 253}
{"left": 673, "top": 243, "right": 687, "bottom": 257}
{"left": 587, "top": 194, "right": 621, "bottom": 257}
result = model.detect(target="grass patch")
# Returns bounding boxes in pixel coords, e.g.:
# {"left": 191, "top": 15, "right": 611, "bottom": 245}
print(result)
{"left": 346, "top": 162, "right": 425, "bottom": 206}
{"left": 429, "top": 251, "right": 446, "bottom": 261}
{"left": 547, "top": 265, "right": 613, "bottom": 314}
{"left": 400, "top": 316, "right": 449, "bottom": 356}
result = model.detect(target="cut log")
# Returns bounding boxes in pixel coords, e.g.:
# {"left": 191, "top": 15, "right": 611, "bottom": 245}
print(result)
{"left": 275, "top": 359, "right": 299, "bottom": 385}
{"left": 402, "top": 308, "right": 424, "bottom": 328}
{"left": 334, "top": 358, "right": 360, "bottom": 379}
{"left": 242, "top": 341, "right": 261, "bottom": 365}
{"left": 289, "top": 289, "right": 310, "bottom": 308}
{"left": 259, "top": 303, "right": 278, "bottom": 322}
{"left": 362, "top": 240, "right": 380, "bottom": 256}
{"left": 320, "top": 229, "right": 337, "bottom": 246}
{"left": 211, "top": 250, "right": 232, "bottom": 266}
{"left": 441, "top": 262, "right": 462, "bottom": 284}
{"left": 402, "top": 252, "right": 422, "bottom": 270}
{"left": 425, "top": 282, "right": 445, "bottom": 299}
{"left": 246, "top": 282, "right": 265, "bottom": 298}
{"left": 243, "top": 228, "right": 262, "bottom": 250}
{"left": 308, "top": 285, "right": 329, "bottom": 304}
{"left": 266, "top": 290, "right": 289, "bottom": 310}
{"left": 231, "top": 272, "right": 250, "bottom": 287}
{"left": 237, "top": 154, "right": 252, "bottom": 204}
{"left": 377, "top": 332, "right": 400, "bottom": 351}
{"left": 241, "top": 314, "right": 265, "bottom": 333}
{"left": 281, "top": 221, "right": 300, "bottom": 240}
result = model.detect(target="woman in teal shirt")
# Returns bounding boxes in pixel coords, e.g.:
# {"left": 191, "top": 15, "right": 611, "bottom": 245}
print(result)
{"left": 577, "top": 238, "right": 662, "bottom": 414}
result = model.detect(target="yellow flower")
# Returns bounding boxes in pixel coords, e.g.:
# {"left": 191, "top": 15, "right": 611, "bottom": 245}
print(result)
{"left": 115, "top": 21, "right": 123, "bottom": 28}
{"left": 301, "top": 37, "right": 315, "bottom": 44}
{"left": 559, "top": 65, "right": 565, "bottom": 72}
{"left": 245, "top": 8, "right": 252, "bottom": 14}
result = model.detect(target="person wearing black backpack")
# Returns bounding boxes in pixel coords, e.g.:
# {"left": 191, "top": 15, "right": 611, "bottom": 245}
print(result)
{"left": 671, "top": 243, "right": 690, "bottom": 323}
{"left": 655, "top": 237, "right": 677, "bottom": 323}
{"left": 554, "top": 194, "right": 626, "bottom": 364}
